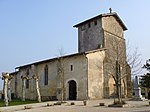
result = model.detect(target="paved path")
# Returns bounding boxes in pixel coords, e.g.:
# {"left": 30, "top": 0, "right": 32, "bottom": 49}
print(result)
{"left": 1, "top": 99, "right": 150, "bottom": 112}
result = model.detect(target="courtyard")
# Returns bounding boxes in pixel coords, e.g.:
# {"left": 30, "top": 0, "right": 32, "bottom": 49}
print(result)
{"left": 1, "top": 99, "right": 150, "bottom": 112}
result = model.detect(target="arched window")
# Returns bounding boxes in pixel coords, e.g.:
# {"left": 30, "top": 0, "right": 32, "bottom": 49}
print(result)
{"left": 26, "top": 69, "right": 29, "bottom": 89}
{"left": 44, "top": 65, "right": 48, "bottom": 85}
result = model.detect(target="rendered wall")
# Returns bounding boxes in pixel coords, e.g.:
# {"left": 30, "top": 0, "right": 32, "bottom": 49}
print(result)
{"left": 86, "top": 50, "right": 105, "bottom": 99}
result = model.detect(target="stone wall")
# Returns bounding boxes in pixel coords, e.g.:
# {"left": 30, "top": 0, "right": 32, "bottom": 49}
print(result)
{"left": 102, "top": 16, "right": 128, "bottom": 98}
{"left": 10, "top": 74, "right": 17, "bottom": 98}
{"left": 16, "top": 70, "right": 25, "bottom": 99}
{"left": 78, "top": 18, "right": 104, "bottom": 52}
{"left": 102, "top": 16, "right": 124, "bottom": 38}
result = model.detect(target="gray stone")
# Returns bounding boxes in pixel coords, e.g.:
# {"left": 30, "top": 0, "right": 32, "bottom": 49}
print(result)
{"left": 134, "top": 76, "right": 145, "bottom": 101}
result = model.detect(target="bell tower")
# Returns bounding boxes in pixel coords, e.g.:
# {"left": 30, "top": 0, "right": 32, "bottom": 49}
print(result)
{"left": 73, "top": 11, "right": 127, "bottom": 53}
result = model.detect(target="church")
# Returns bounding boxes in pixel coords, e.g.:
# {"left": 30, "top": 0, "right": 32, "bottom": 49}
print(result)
{"left": 10, "top": 11, "right": 131, "bottom": 101}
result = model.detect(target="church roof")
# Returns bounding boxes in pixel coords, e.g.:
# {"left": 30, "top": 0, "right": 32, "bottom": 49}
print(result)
{"left": 10, "top": 71, "right": 18, "bottom": 76}
{"left": 15, "top": 48, "right": 106, "bottom": 69}
{"left": 73, "top": 12, "right": 128, "bottom": 31}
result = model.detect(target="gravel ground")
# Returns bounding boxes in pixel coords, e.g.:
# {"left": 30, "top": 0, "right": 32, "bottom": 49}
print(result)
{"left": 1, "top": 99, "right": 150, "bottom": 112}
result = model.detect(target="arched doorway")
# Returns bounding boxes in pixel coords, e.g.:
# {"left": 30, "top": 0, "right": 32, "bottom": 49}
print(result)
{"left": 108, "top": 75, "right": 115, "bottom": 97}
{"left": 68, "top": 80, "right": 77, "bottom": 100}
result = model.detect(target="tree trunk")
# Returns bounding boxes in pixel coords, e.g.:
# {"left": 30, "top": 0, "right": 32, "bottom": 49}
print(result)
{"left": 4, "top": 78, "right": 8, "bottom": 106}
{"left": 61, "top": 89, "right": 63, "bottom": 102}
{"left": 31, "top": 65, "right": 41, "bottom": 102}
{"left": 116, "top": 60, "right": 122, "bottom": 103}
{"left": 116, "top": 83, "right": 121, "bottom": 103}
{"left": 61, "top": 71, "right": 65, "bottom": 103}
{"left": 22, "top": 78, "right": 26, "bottom": 101}
{"left": 35, "top": 78, "right": 41, "bottom": 102}
{"left": 7, "top": 80, "right": 11, "bottom": 101}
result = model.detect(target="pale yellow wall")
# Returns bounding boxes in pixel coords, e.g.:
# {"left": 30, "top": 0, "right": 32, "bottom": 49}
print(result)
{"left": 108, "top": 75, "right": 115, "bottom": 96}
{"left": 14, "top": 54, "right": 88, "bottom": 100}
{"left": 37, "top": 61, "right": 58, "bottom": 99}
{"left": 86, "top": 50, "right": 105, "bottom": 99}
{"left": 63, "top": 55, "right": 88, "bottom": 100}
{"left": 102, "top": 16, "right": 124, "bottom": 38}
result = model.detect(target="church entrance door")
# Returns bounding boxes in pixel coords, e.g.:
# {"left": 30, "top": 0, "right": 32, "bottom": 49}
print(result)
{"left": 68, "top": 80, "right": 77, "bottom": 100}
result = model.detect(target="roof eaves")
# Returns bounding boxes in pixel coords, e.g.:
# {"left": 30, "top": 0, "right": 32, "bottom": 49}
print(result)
{"left": 73, "top": 14, "right": 102, "bottom": 27}
{"left": 73, "top": 12, "right": 128, "bottom": 31}
{"left": 85, "top": 48, "right": 107, "bottom": 54}
{"left": 15, "top": 52, "right": 85, "bottom": 69}
{"left": 9, "top": 71, "right": 18, "bottom": 75}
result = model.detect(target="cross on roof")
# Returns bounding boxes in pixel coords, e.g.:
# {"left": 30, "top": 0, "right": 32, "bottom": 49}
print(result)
{"left": 109, "top": 8, "right": 112, "bottom": 13}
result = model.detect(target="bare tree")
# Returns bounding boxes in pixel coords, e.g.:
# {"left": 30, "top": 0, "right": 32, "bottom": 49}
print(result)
{"left": 57, "top": 48, "right": 66, "bottom": 102}
{"left": 31, "top": 64, "right": 41, "bottom": 103}
{"left": 7, "top": 79, "right": 11, "bottom": 101}
{"left": 32, "top": 75, "right": 41, "bottom": 102}
{"left": 104, "top": 37, "right": 126, "bottom": 103}
{"left": 0, "top": 73, "right": 14, "bottom": 106}
{"left": 21, "top": 66, "right": 41, "bottom": 102}
{"left": 127, "top": 47, "right": 142, "bottom": 76}
{"left": 1, "top": 72, "right": 9, "bottom": 106}
{"left": 96, "top": 36, "right": 141, "bottom": 104}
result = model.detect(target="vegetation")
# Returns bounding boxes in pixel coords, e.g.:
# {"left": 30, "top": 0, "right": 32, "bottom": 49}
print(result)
{"left": 140, "top": 73, "right": 150, "bottom": 88}
{"left": 140, "top": 59, "right": 150, "bottom": 88}
{"left": 0, "top": 99, "right": 38, "bottom": 107}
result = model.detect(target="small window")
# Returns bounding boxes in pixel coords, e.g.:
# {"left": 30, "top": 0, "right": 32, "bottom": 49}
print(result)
{"left": 81, "top": 25, "right": 85, "bottom": 31}
{"left": 44, "top": 65, "right": 48, "bottom": 85}
{"left": 94, "top": 20, "right": 97, "bottom": 26}
{"left": 70, "top": 65, "right": 73, "bottom": 71}
{"left": 88, "top": 23, "right": 91, "bottom": 28}
{"left": 26, "top": 69, "right": 29, "bottom": 89}
{"left": 58, "top": 89, "right": 61, "bottom": 94}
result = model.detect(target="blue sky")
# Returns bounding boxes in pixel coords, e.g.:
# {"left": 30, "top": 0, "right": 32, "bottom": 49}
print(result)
{"left": 0, "top": 0, "right": 150, "bottom": 89}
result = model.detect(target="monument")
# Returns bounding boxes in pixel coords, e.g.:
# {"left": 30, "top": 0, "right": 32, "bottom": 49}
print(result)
{"left": 134, "top": 76, "right": 144, "bottom": 100}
